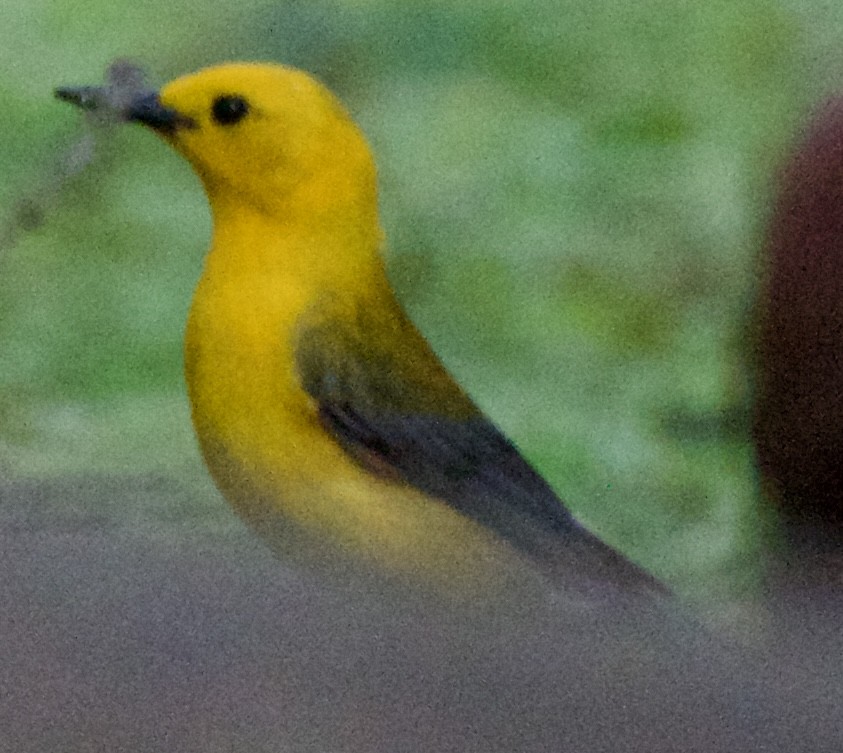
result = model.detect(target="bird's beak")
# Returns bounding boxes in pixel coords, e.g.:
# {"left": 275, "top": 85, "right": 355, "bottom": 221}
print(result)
{"left": 122, "top": 91, "right": 195, "bottom": 133}
{"left": 55, "top": 86, "right": 195, "bottom": 134}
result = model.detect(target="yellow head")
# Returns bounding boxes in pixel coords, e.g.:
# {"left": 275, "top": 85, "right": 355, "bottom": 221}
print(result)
{"left": 134, "top": 63, "right": 379, "bottom": 223}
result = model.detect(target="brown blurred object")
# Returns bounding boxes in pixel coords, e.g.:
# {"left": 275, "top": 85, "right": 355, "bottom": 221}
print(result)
{"left": 753, "top": 96, "right": 843, "bottom": 567}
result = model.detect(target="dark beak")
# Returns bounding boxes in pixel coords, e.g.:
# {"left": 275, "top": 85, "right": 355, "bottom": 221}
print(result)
{"left": 55, "top": 86, "right": 194, "bottom": 134}
{"left": 122, "top": 91, "right": 194, "bottom": 133}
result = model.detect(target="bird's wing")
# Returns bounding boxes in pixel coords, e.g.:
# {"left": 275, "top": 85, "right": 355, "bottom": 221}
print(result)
{"left": 294, "top": 299, "right": 665, "bottom": 595}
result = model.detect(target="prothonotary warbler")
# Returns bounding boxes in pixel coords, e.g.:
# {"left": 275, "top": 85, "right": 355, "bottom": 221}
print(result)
{"left": 56, "top": 62, "right": 666, "bottom": 599}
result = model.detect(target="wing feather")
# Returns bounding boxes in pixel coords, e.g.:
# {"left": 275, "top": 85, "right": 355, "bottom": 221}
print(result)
{"left": 294, "top": 299, "right": 666, "bottom": 596}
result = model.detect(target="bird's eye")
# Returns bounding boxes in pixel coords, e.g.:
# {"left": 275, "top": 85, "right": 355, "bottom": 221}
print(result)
{"left": 211, "top": 95, "right": 249, "bottom": 126}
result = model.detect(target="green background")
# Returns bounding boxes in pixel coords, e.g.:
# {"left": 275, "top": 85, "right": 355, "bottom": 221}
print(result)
{"left": 2, "top": 0, "right": 841, "bottom": 598}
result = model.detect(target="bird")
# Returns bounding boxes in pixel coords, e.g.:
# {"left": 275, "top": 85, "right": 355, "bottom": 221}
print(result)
{"left": 56, "top": 62, "right": 666, "bottom": 600}
{"left": 752, "top": 96, "right": 843, "bottom": 577}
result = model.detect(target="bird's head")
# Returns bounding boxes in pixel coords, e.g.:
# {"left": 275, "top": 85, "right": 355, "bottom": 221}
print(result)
{"left": 59, "top": 62, "right": 379, "bottom": 221}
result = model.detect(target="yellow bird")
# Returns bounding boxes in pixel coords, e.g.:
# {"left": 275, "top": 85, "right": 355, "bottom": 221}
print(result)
{"left": 56, "top": 62, "right": 665, "bottom": 599}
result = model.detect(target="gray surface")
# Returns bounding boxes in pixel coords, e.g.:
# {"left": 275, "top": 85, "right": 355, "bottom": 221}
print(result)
{"left": 1, "top": 476, "right": 840, "bottom": 752}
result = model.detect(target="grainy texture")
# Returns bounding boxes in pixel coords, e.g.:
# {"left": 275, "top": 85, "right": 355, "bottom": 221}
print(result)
{"left": 753, "top": 96, "right": 843, "bottom": 551}
{"left": 1, "top": 478, "right": 840, "bottom": 752}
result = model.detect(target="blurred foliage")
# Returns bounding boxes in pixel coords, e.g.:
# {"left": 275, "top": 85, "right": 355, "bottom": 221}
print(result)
{"left": 2, "top": 0, "right": 842, "bottom": 597}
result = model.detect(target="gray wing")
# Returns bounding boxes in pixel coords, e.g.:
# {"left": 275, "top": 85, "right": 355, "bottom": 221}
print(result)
{"left": 295, "top": 307, "right": 667, "bottom": 596}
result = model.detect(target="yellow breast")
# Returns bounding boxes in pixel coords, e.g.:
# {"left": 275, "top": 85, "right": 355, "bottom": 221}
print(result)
{"left": 184, "top": 222, "right": 529, "bottom": 596}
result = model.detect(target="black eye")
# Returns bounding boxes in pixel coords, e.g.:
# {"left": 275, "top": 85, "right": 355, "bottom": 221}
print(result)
{"left": 211, "top": 95, "right": 249, "bottom": 126}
